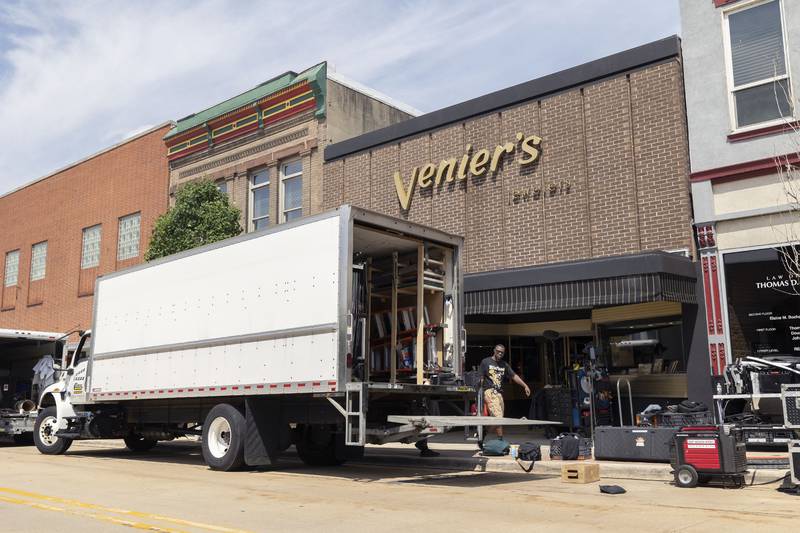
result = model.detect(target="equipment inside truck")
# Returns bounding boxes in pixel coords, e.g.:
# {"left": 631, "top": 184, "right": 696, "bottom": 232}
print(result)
{"left": 351, "top": 224, "right": 458, "bottom": 386}
{"left": 0, "top": 330, "right": 63, "bottom": 443}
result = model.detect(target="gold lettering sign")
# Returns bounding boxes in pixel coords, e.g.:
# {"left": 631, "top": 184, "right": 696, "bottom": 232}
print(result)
{"left": 393, "top": 133, "right": 542, "bottom": 210}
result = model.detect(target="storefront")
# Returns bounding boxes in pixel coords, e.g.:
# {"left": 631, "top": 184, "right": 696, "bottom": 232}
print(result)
{"left": 722, "top": 246, "right": 800, "bottom": 358}
{"left": 323, "top": 35, "right": 710, "bottom": 424}
{"left": 682, "top": 0, "right": 800, "bottom": 377}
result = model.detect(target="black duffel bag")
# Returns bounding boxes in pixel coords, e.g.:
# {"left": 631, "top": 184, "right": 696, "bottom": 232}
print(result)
{"left": 516, "top": 442, "right": 541, "bottom": 472}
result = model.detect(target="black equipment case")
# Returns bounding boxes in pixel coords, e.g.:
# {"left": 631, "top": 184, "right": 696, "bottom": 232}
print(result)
{"left": 594, "top": 426, "right": 678, "bottom": 462}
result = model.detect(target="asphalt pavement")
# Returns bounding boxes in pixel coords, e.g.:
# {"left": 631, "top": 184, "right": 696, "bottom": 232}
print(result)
{"left": 0, "top": 438, "right": 796, "bottom": 532}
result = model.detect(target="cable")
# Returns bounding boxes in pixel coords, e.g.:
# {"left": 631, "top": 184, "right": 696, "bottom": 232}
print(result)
{"left": 748, "top": 471, "right": 790, "bottom": 486}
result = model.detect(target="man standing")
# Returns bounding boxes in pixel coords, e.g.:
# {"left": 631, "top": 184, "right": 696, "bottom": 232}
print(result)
{"left": 481, "top": 344, "right": 530, "bottom": 441}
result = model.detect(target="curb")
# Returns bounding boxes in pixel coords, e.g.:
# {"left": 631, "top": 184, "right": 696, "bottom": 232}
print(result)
{"left": 355, "top": 452, "right": 789, "bottom": 484}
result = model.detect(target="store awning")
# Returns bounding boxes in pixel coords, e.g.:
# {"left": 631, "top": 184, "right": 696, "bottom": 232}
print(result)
{"left": 464, "top": 252, "right": 697, "bottom": 315}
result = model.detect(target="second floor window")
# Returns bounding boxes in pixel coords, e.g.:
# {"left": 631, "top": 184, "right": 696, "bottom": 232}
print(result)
{"left": 4, "top": 250, "right": 19, "bottom": 287}
{"left": 725, "top": 0, "right": 792, "bottom": 129}
{"left": 81, "top": 224, "right": 102, "bottom": 269}
{"left": 280, "top": 160, "right": 302, "bottom": 223}
{"left": 249, "top": 168, "right": 270, "bottom": 231}
{"left": 117, "top": 213, "right": 141, "bottom": 261}
{"left": 30, "top": 241, "right": 47, "bottom": 281}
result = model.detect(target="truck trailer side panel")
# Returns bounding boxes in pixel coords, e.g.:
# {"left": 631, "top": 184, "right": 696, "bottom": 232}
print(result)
{"left": 89, "top": 215, "right": 342, "bottom": 400}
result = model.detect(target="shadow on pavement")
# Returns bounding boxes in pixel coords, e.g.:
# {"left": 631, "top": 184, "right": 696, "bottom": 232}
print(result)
{"left": 62, "top": 440, "right": 543, "bottom": 486}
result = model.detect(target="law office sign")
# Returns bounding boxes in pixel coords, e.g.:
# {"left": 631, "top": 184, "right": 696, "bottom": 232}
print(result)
{"left": 393, "top": 133, "right": 542, "bottom": 210}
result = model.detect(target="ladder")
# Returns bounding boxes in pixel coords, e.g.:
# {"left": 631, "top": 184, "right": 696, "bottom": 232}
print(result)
{"left": 327, "top": 382, "right": 367, "bottom": 446}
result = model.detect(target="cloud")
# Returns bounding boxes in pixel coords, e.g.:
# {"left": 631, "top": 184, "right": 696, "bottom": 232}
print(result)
{"left": 0, "top": 0, "right": 679, "bottom": 194}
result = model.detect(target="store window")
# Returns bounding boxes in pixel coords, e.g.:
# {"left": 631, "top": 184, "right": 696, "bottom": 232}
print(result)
{"left": 30, "top": 241, "right": 47, "bottom": 281}
{"left": 280, "top": 160, "right": 302, "bottom": 223}
{"left": 4, "top": 250, "right": 19, "bottom": 287}
{"left": 81, "top": 224, "right": 102, "bottom": 269}
{"left": 723, "top": 246, "right": 800, "bottom": 357}
{"left": 117, "top": 213, "right": 141, "bottom": 261}
{"left": 599, "top": 317, "right": 685, "bottom": 375}
{"left": 725, "top": 0, "right": 793, "bottom": 128}
{"left": 249, "top": 168, "right": 270, "bottom": 231}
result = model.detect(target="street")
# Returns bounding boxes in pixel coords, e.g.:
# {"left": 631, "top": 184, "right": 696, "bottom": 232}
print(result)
{"left": 0, "top": 440, "right": 794, "bottom": 532}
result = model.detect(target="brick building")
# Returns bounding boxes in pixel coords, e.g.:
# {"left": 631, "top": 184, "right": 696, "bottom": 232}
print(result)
{"left": 0, "top": 124, "right": 172, "bottom": 336}
{"left": 165, "top": 62, "right": 416, "bottom": 231}
{"left": 324, "top": 37, "right": 710, "bottom": 414}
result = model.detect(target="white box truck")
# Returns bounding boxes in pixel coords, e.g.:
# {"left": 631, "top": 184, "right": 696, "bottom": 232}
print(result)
{"left": 35, "top": 206, "right": 542, "bottom": 470}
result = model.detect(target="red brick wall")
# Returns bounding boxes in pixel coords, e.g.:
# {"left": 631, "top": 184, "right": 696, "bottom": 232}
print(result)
{"left": 0, "top": 125, "right": 171, "bottom": 335}
{"left": 323, "top": 59, "right": 693, "bottom": 273}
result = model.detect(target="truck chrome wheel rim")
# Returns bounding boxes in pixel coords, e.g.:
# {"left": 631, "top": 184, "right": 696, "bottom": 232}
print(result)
{"left": 208, "top": 417, "right": 232, "bottom": 458}
{"left": 39, "top": 416, "right": 58, "bottom": 447}
{"left": 678, "top": 469, "right": 693, "bottom": 485}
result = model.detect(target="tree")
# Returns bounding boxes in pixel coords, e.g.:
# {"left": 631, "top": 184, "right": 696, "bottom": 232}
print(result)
{"left": 145, "top": 180, "right": 242, "bottom": 261}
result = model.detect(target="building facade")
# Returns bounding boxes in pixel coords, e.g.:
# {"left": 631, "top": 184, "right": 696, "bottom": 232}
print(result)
{"left": 324, "top": 37, "right": 709, "bottom": 413}
{"left": 0, "top": 124, "right": 172, "bottom": 335}
{"left": 165, "top": 62, "right": 416, "bottom": 230}
{"left": 681, "top": 0, "right": 800, "bottom": 373}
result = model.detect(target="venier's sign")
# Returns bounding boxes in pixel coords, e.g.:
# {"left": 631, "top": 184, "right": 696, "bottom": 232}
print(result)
{"left": 393, "top": 133, "right": 542, "bottom": 210}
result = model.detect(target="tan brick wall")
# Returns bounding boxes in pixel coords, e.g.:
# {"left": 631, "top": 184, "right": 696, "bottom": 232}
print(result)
{"left": 630, "top": 61, "right": 693, "bottom": 255}
{"left": 0, "top": 125, "right": 171, "bottom": 334}
{"left": 322, "top": 59, "right": 693, "bottom": 274}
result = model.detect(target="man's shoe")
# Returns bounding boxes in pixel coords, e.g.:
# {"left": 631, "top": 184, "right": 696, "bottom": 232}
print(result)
{"left": 420, "top": 448, "right": 440, "bottom": 458}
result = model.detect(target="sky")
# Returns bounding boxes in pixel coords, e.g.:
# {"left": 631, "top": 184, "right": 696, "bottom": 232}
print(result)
{"left": 0, "top": 0, "right": 680, "bottom": 195}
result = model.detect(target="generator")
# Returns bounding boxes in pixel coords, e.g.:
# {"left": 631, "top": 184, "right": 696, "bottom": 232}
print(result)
{"left": 671, "top": 425, "right": 747, "bottom": 488}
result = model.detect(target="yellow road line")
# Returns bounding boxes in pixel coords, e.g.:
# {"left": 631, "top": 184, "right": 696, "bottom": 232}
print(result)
{"left": 0, "top": 487, "right": 252, "bottom": 533}
{"left": 0, "top": 494, "right": 187, "bottom": 533}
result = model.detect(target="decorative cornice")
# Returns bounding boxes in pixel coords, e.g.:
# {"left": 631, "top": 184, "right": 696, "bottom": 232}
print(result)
{"left": 177, "top": 128, "right": 310, "bottom": 179}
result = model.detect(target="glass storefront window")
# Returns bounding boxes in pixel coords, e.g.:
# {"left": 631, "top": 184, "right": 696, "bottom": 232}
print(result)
{"left": 723, "top": 246, "right": 800, "bottom": 357}
{"left": 599, "top": 317, "right": 685, "bottom": 374}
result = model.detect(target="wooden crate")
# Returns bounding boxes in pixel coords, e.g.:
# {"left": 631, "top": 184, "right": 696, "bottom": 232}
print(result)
{"left": 561, "top": 462, "right": 600, "bottom": 484}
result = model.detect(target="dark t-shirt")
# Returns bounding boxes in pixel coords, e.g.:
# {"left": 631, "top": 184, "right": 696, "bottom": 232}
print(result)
{"left": 480, "top": 357, "right": 516, "bottom": 392}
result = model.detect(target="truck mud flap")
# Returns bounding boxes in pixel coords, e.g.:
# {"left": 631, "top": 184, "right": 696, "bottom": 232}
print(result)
{"left": 244, "top": 398, "right": 289, "bottom": 467}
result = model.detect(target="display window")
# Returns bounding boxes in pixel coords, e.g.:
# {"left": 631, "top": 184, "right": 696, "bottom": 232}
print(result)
{"left": 598, "top": 317, "right": 685, "bottom": 375}
{"left": 723, "top": 245, "right": 800, "bottom": 357}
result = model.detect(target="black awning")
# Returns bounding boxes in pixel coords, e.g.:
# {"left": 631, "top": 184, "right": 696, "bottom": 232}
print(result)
{"left": 464, "top": 252, "right": 697, "bottom": 316}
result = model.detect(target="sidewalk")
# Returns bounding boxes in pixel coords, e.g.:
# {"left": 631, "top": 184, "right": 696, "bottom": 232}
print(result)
{"left": 359, "top": 427, "right": 790, "bottom": 484}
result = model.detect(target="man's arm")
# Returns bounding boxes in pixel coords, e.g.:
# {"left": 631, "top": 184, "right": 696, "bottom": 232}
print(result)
{"left": 511, "top": 374, "right": 531, "bottom": 397}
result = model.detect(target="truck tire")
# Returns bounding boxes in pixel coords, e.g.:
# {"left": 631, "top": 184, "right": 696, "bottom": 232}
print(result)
{"left": 202, "top": 404, "right": 245, "bottom": 471}
{"left": 33, "top": 407, "right": 73, "bottom": 455}
{"left": 295, "top": 425, "right": 345, "bottom": 467}
{"left": 124, "top": 434, "right": 158, "bottom": 452}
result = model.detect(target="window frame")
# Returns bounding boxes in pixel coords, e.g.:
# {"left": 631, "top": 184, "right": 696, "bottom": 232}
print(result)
{"left": 29, "top": 241, "right": 47, "bottom": 282}
{"left": 721, "top": 0, "right": 795, "bottom": 133}
{"left": 81, "top": 224, "right": 102, "bottom": 270}
{"left": 248, "top": 167, "right": 270, "bottom": 231}
{"left": 117, "top": 212, "right": 141, "bottom": 261}
{"left": 4, "top": 249, "right": 20, "bottom": 288}
{"left": 279, "top": 159, "right": 303, "bottom": 223}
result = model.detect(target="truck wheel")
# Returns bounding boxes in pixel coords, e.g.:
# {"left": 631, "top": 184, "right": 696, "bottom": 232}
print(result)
{"left": 33, "top": 407, "right": 73, "bottom": 455}
{"left": 295, "top": 425, "right": 345, "bottom": 467}
{"left": 202, "top": 404, "right": 245, "bottom": 471}
{"left": 124, "top": 434, "right": 157, "bottom": 452}
{"left": 674, "top": 465, "right": 699, "bottom": 488}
